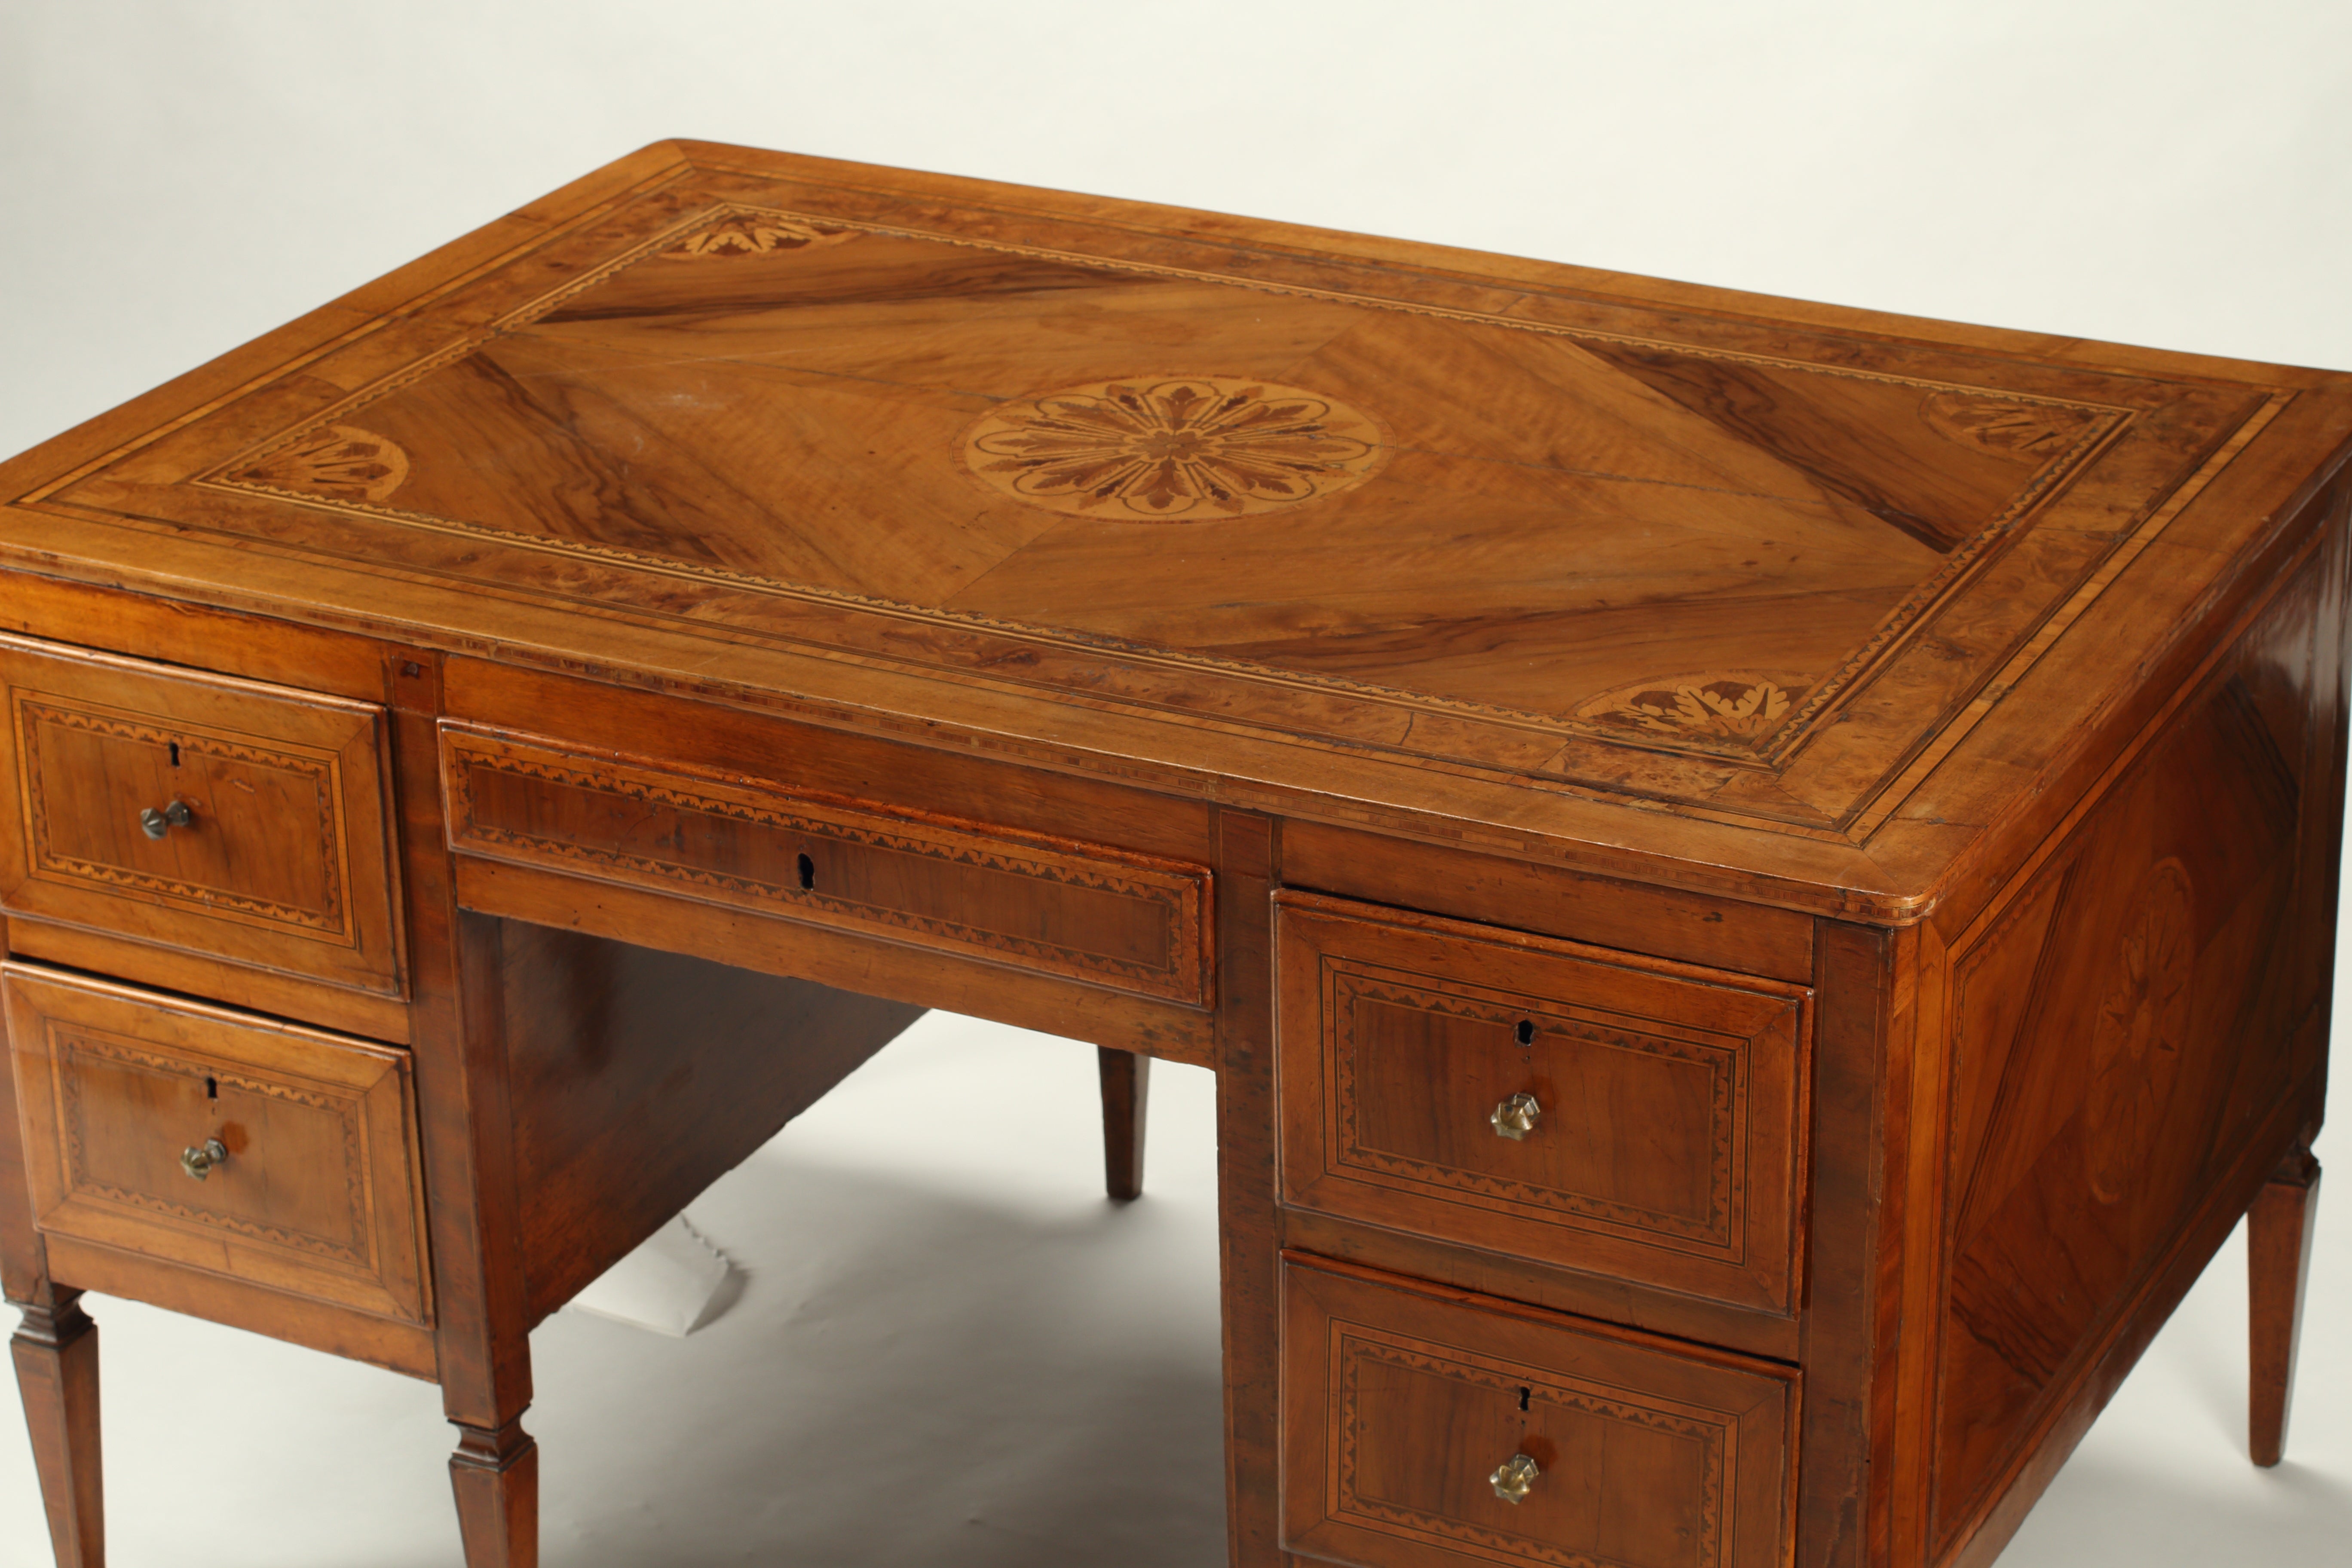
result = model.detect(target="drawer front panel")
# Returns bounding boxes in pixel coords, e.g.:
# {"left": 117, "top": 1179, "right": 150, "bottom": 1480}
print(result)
{"left": 3, "top": 963, "right": 430, "bottom": 1325}
{"left": 1277, "top": 894, "right": 1808, "bottom": 1314}
{"left": 441, "top": 723, "right": 1212, "bottom": 1005}
{"left": 0, "top": 633, "right": 402, "bottom": 997}
{"left": 1282, "top": 1258, "right": 1795, "bottom": 1568}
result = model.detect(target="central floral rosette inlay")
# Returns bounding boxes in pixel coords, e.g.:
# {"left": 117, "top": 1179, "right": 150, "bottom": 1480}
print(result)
{"left": 961, "top": 377, "right": 1384, "bottom": 520}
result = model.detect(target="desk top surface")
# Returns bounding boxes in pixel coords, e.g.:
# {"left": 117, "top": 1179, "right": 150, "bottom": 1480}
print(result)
{"left": 5, "top": 141, "right": 2349, "bottom": 921}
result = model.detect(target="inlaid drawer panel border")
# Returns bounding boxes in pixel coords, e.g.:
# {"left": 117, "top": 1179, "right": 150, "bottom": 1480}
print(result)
{"left": 0, "top": 632, "right": 406, "bottom": 999}
{"left": 1331, "top": 1326, "right": 1741, "bottom": 1565}
{"left": 19, "top": 699, "right": 349, "bottom": 936}
{"left": 1282, "top": 1255, "right": 1799, "bottom": 1568}
{"left": 440, "top": 722, "right": 1213, "bottom": 1006}
{"left": 1326, "top": 958, "right": 1750, "bottom": 1256}
{"left": 3, "top": 963, "right": 433, "bottom": 1327}
{"left": 1277, "top": 893, "right": 1812, "bottom": 1315}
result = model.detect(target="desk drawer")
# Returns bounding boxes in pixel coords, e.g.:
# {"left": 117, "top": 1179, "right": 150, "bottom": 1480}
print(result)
{"left": 2, "top": 963, "right": 430, "bottom": 1326}
{"left": 0, "top": 634, "right": 403, "bottom": 997}
{"left": 1282, "top": 1257, "right": 1795, "bottom": 1568}
{"left": 441, "top": 723, "right": 1212, "bottom": 1005}
{"left": 1276, "top": 894, "right": 1808, "bottom": 1314}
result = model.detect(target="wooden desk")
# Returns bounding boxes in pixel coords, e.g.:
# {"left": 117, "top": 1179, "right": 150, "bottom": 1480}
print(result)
{"left": 0, "top": 141, "right": 2343, "bottom": 1568}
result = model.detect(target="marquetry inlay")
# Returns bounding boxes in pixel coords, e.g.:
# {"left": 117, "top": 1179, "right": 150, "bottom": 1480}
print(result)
{"left": 960, "top": 377, "right": 1384, "bottom": 520}
{"left": 441, "top": 726, "right": 1214, "bottom": 1006}
{"left": 52, "top": 1022, "right": 374, "bottom": 1267}
{"left": 1574, "top": 673, "right": 1809, "bottom": 752}
{"left": 15, "top": 698, "right": 352, "bottom": 937}
{"left": 1922, "top": 391, "right": 2098, "bottom": 455}
{"left": 229, "top": 424, "right": 410, "bottom": 505}
{"left": 2085, "top": 856, "right": 2195, "bottom": 1206}
{"left": 1333, "top": 1328, "right": 1730, "bottom": 1568}
{"left": 656, "top": 210, "right": 859, "bottom": 259}
{"left": 84, "top": 158, "right": 2289, "bottom": 848}
{"left": 1326, "top": 965, "right": 1740, "bottom": 1249}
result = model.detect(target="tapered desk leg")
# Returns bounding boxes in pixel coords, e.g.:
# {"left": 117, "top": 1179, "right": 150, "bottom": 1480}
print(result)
{"left": 1099, "top": 1046, "right": 1151, "bottom": 1201}
{"left": 2248, "top": 1148, "right": 2321, "bottom": 1467}
{"left": 451, "top": 1418, "right": 539, "bottom": 1567}
{"left": 12, "top": 1290, "right": 102, "bottom": 1567}
{"left": 423, "top": 906, "right": 542, "bottom": 1566}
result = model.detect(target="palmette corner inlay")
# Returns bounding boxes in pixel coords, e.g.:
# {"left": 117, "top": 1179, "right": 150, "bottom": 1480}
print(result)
{"left": 960, "top": 377, "right": 1384, "bottom": 520}
{"left": 657, "top": 210, "right": 861, "bottom": 260}
{"left": 1574, "top": 671, "right": 1809, "bottom": 751}
{"left": 230, "top": 424, "right": 410, "bottom": 505}
{"left": 1922, "top": 390, "right": 2098, "bottom": 455}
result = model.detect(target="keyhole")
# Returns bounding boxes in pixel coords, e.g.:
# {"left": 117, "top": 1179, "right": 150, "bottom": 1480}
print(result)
{"left": 168, "top": 741, "right": 181, "bottom": 768}
{"left": 1515, "top": 1020, "right": 1535, "bottom": 1047}
{"left": 205, "top": 1076, "right": 218, "bottom": 1102}
{"left": 796, "top": 853, "right": 815, "bottom": 891}
{"left": 1517, "top": 1386, "right": 1532, "bottom": 1413}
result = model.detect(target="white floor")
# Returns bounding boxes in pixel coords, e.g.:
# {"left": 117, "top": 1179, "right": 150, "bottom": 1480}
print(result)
{"left": 2, "top": 1004, "right": 2346, "bottom": 1566}
{"left": 1, "top": 1014, "right": 1229, "bottom": 1567}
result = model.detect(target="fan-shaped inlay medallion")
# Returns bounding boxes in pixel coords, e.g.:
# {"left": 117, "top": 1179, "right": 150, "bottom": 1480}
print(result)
{"left": 657, "top": 211, "right": 860, "bottom": 260}
{"left": 1574, "top": 671, "right": 1811, "bottom": 752}
{"left": 230, "top": 424, "right": 410, "bottom": 504}
{"left": 961, "top": 377, "right": 1383, "bottom": 520}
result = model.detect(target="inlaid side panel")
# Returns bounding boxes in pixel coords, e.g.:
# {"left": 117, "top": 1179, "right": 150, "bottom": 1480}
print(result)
{"left": 1277, "top": 894, "right": 1809, "bottom": 1314}
{"left": 1927, "top": 546, "right": 2331, "bottom": 1553}
{"left": 1281, "top": 1256, "right": 1796, "bottom": 1568}
{"left": 440, "top": 723, "right": 1212, "bottom": 1005}
{"left": 0, "top": 632, "right": 404, "bottom": 998}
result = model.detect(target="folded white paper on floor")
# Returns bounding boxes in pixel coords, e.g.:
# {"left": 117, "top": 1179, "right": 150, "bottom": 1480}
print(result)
{"left": 568, "top": 1215, "right": 738, "bottom": 1337}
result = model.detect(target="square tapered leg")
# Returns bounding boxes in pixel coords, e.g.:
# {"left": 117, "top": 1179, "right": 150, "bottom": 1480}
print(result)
{"left": 2249, "top": 1149, "right": 2322, "bottom": 1467}
{"left": 12, "top": 1292, "right": 102, "bottom": 1568}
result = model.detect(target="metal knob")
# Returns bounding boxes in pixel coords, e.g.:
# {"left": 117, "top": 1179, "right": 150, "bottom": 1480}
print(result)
{"left": 181, "top": 1139, "right": 228, "bottom": 1181}
{"left": 1490, "top": 1091, "right": 1542, "bottom": 1141}
{"left": 1490, "top": 1452, "right": 1540, "bottom": 1504}
{"left": 139, "top": 800, "right": 193, "bottom": 839}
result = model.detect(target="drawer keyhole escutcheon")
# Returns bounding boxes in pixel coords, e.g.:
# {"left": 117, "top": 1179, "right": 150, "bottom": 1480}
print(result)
{"left": 1490, "top": 1091, "right": 1542, "bottom": 1141}
{"left": 139, "top": 799, "right": 193, "bottom": 839}
{"left": 1490, "top": 1452, "right": 1540, "bottom": 1504}
{"left": 180, "top": 1138, "right": 228, "bottom": 1182}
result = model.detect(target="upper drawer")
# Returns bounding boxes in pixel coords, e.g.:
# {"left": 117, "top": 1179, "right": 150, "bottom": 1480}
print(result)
{"left": 0, "top": 635, "right": 403, "bottom": 998}
{"left": 440, "top": 723, "right": 1213, "bottom": 1006}
{"left": 1276, "top": 894, "right": 1809, "bottom": 1315}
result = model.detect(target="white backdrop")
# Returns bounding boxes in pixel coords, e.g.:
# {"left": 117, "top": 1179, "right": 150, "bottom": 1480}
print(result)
{"left": 2, "top": 3, "right": 2348, "bottom": 1564}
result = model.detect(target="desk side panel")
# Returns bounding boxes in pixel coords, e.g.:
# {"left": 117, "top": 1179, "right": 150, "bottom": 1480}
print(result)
{"left": 1918, "top": 484, "right": 2349, "bottom": 1568}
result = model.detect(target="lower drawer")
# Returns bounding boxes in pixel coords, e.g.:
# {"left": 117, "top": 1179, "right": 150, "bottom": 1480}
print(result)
{"left": 3, "top": 962, "right": 431, "bottom": 1326}
{"left": 1282, "top": 1256, "right": 1794, "bottom": 1568}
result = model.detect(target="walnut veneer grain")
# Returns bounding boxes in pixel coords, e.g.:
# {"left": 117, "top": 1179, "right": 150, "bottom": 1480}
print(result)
{"left": 1, "top": 142, "right": 2346, "bottom": 1568}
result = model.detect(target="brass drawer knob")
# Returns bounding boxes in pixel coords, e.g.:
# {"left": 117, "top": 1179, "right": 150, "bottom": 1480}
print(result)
{"left": 1490, "top": 1452, "right": 1540, "bottom": 1504}
{"left": 181, "top": 1138, "right": 228, "bottom": 1181}
{"left": 1490, "top": 1091, "right": 1541, "bottom": 1141}
{"left": 139, "top": 800, "right": 194, "bottom": 839}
